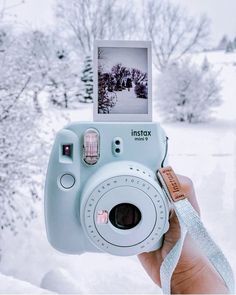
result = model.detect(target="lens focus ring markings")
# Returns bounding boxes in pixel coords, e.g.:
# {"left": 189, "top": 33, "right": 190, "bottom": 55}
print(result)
{"left": 83, "top": 175, "right": 168, "bottom": 255}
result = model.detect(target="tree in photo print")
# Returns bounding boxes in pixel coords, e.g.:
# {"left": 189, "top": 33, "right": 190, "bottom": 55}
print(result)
{"left": 112, "top": 63, "right": 126, "bottom": 91}
{"left": 126, "top": 77, "right": 132, "bottom": 91}
{"left": 134, "top": 83, "right": 148, "bottom": 98}
{"left": 107, "top": 73, "right": 116, "bottom": 92}
{"left": 132, "top": 69, "right": 148, "bottom": 99}
{"left": 122, "top": 80, "right": 126, "bottom": 89}
{"left": 98, "top": 67, "right": 109, "bottom": 113}
{"left": 97, "top": 47, "right": 113, "bottom": 113}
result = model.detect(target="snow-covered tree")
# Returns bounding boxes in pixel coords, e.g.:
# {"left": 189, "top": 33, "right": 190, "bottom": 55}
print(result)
{"left": 0, "top": 27, "right": 44, "bottom": 237}
{"left": 112, "top": 63, "right": 127, "bottom": 91}
{"left": 233, "top": 37, "right": 236, "bottom": 49}
{"left": 0, "top": 26, "right": 77, "bottom": 257}
{"left": 98, "top": 67, "right": 110, "bottom": 113}
{"left": 126, "top": 77, "right": 132, "bottom": 91}
{"left": 217, "top": 35, "right": 229, "bottom": 51}
{"left": 0, "top": 29, "right": 60, "bottom": 113}
{"left": 47, "top": 45, "right": 72, "bottom": 108}
{"left": 143, "top": 0, "right": 210, "bottom": 70}
{"left": 0, "top": 22, "right": 58, "bottom": 245}
{"left": 122, "top": 80, "right": 126, "bottom": 89}
{"left": 55, "top": 0, "right": 138, "bottom": 103}
{"left": 7, "top": 29, "right": 82, "bottom": 110}
{"left": 131, "top": 68, "right": 147, "bottom": 85}
{"left": 157, "top": 60, "right": 221, "bottom": 123}
{"left": 15, "top": 30, "right": 52, "bottom": 113}
{"left": 45, "top": 37, "right": 82, "bottom": 109}
{"left": 134, "top": 83, "right": 147, "bottom": 99}
{"left": 225, "top": 41, "right": 234, "bottom": 53}
{"left": 202, "top": 56, "right": 210, "bottom": 72}
{"left": 0, "top": 98, "right": 42, "bottom": 235}
{"left": 56, "top": 0, "right": 136, "bottom": 55}
{"left": 80, "top": 55, "right": 93, "bottom": 103}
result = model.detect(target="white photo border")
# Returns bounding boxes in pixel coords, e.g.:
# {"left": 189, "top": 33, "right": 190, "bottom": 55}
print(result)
{"left": 93, "top": 40, "right": 152, "bottom": 122}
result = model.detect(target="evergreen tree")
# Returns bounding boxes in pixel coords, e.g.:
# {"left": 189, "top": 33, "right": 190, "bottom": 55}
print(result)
{"left": 202, "top": 56, "right": 210, "bottom": 72}
{"left": 115, "top": 79, "right": 122, "bottom": 91}
{"left": 126, "top": 77, "right": 132, "bottom": 91}
{"left": 225, "top": 41, "right": 234, "bottom": 53}
{"left": 122, "top": 80, "right": 126, "bottom": 89}
{"left": 80, "top": 55, "right": 93, "bottom": 103}
{"left": 98, "top": 68, "right": 110, "bottom": 113}
{"left": 233, "top": 37, "right": 236, "bottom": 49}
{"left": 217, "top": 35, "right": 228, "bottom": 50}
{"left": 44, "top": 36, "right": 82, "bottom": 109}
{"left": 134, "top": 83, "right": 148, "bottom": 98}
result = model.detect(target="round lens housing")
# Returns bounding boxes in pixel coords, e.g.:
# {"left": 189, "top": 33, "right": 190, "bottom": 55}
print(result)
{"left": 109, "top": 203, "right": 141, "bottom": 230}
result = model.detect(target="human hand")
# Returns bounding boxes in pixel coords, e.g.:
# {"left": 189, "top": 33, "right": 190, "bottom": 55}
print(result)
{"left": 138, "top": 175, "right": 228, "bottom": 294}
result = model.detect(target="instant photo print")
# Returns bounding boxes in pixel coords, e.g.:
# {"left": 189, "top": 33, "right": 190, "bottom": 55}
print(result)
{"left": 93, "top": 40, "right": 152, "bottom": 122}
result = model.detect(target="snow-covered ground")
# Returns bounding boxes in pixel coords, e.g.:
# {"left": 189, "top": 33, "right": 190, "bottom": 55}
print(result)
{"left": 0, "top": 50, "right": 235, "bottom": 294}
{"left": 0, "top": 273, "right": 52, "bottom": 294}
{"left": 110, "top": 87, "right": 148, "bottom": 114}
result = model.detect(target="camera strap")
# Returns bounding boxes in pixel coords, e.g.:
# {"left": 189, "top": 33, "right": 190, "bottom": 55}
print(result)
{"left": 156, "top": 166, "right": 235, "bottom": 294}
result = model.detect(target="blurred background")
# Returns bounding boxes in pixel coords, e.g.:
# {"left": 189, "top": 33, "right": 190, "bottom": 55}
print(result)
{"left": 0, "top": 0, "right": 235, "bottom": 293}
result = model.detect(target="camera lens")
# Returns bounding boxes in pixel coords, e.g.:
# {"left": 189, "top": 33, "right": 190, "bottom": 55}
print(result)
{"left": 109, "top": 203, "right": 141, "bottom": 230}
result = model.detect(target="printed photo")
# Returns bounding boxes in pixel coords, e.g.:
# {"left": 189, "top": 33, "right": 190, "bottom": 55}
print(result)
{"left": 94, "top": 41, "right": 152, "bottom": 121}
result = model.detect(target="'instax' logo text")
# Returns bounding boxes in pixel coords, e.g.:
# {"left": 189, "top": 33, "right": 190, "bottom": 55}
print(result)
{"left": 131, "top": 129, "right": 151, "bottom": 141}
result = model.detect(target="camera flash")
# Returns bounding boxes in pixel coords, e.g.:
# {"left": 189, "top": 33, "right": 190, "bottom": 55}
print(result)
{"left": 97, "top": 210, "right": 108, "bottom": 224}
{"left": 83, "top": 129, "right": 100, "bottom": 165}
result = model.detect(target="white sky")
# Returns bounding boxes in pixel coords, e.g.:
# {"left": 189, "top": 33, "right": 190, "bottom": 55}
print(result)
{"left": 99, "top": 47, "right": 148, "bottom": 73}
{"left": 172, "top": 0, "right": 236, "bottom": 45}
{"left": 3, "top": 0, "right": 236, "bottom": 46}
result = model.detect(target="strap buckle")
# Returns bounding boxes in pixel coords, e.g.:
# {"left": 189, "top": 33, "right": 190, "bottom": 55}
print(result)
{"left": 156, "top": 166, "right": 186, "bottom": 202}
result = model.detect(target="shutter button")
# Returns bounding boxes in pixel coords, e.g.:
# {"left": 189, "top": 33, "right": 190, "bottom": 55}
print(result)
{"left": 60, "top": 174, "right": 75, "bottom": 189}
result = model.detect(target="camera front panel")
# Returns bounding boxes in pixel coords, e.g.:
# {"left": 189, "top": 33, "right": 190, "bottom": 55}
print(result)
{"left": 45, "top": 122, "right": 168, "bottom": 255}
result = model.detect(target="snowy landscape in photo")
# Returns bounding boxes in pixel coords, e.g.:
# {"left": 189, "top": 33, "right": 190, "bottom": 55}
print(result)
{"left": 0, "top": 0, "right": 236, "bottom": 293}
{"left": 97, "top": 46, "right": 148, "bottom": 114}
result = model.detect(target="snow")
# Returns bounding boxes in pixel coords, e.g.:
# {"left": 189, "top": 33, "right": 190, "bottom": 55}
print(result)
{"left": 41, "top": 269, "right": 83, "bottom": 294}
{"left": 110, "top": 87, "right": 148, "bottom": 114}
{"left": 0, "top": 273, "right": 53, "bottom": 294}
{"left": 0, "top": 50, "right": 235, "bottom": 293}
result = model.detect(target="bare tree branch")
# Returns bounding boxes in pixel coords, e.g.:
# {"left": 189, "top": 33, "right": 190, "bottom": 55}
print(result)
{"left": 0, "top": 76, "right": 31, "bottom": 122}
{"left": 143, "top": 0, "right": 210, "bottom": 70}
{"left": 55, "top": 0, "right": 136, "bottom": 55}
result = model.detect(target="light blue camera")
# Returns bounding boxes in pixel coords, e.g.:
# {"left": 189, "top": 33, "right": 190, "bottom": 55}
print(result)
{"left": 44, "top": 121, "right": 170, "bottom": 256}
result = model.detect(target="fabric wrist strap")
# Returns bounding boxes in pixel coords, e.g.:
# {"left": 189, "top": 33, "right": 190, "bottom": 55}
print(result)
{"left": 156, "top": 166, "right": 235, "bottom": 294}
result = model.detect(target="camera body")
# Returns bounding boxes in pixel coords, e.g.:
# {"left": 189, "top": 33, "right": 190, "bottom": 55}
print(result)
{"left": 45, "top": 121, "right": 170, "bottom": 256}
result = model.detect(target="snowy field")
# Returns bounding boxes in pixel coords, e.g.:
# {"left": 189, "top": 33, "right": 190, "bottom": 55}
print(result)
{"left": 110, "top": 87, "right": 148, "bottom": 114}
{"left": 0, "top": 50, "right": 235, "bottom": 294}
